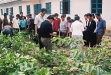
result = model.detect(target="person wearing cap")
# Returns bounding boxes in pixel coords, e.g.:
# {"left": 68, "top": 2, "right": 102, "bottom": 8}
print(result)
{"left": 53, "top": 13, "right": 61, "bottom": 35}
{"left": 60, "top": 15, "right": 68, "bottom": 38}
{"left": 70, "top": 16, "right": 84, "bottom": 50}
{"left": 2, "top": 13, "right": 9, "bottom": 27}
{"left": 95, "top": 13, "right": 106, "bottom": 46}
{"left": 85, "top": 14, "right": 96, "bottom": 47}
{"left": 34, "top": 8, "right": 47, "bottom": 49}
{"left": 40, "top": 15, "right": 56, "bottom": 51}
{"left": 12, "top": 14, "right": 20, "bottom": 32}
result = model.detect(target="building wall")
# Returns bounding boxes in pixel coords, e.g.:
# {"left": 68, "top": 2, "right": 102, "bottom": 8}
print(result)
{"left": 102, "top": 0, "right": 111, "bottom": 30}
{"left": 0, "top": 1, "right": 39, "bottom": 19}
{"left": 0, "top": 0, "right": 111, "bottom": 30}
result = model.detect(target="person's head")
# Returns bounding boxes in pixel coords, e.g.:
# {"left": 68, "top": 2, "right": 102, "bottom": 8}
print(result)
{"left": 47, "top": 15, "right": 54, "bottom": 23}
{"left": 29, "top": 14, "right": 32, "bottom": 18}
{"left": 20, "top": 12, "right": 23, "bottom": 16}
{"left": 74, "top": 14, "right": 78, "bottom": 18}
{"left": 67, "top": 16, "right": 71, "bottom": 22}
{"left": 61, "top": 15, "right": 65, "bottom": 21}
{"left": 26, "top": 14, "right": 29, "bottom": 19}
{"left": 92, "top": 14, "right": 95, "bottom": 20}
{"left": 22, "top": 16, "right": 24, "bottom": 20}
{"left": 95, "top": 13, "right": 101, "bottom": 20}
{"left": 84, "top": 14, "right": 88, "bottom": 20}
{"left": 54, "top": 13, "right": 59, "bottom": 19}
{"left": 40, "top": 8, "right": 47, "bottom": 16}
{"left": 75, "top": 16, "right": 80, "bottom": 21}
{"left": 63, "top": 14, "right": 66, "bottom": 18}
{"left": 4, "top": 13, "right": 7, "bottom": 18}
{"left": 16, "top": 14, "right": 20, "bottom": 19}
{"left": 87, "top": 13, "right": 93, "bottom": 20}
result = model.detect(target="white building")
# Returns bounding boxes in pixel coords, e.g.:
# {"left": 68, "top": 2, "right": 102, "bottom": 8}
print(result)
{"left": 0, "top": 0, "right": 111, "bottom": 30}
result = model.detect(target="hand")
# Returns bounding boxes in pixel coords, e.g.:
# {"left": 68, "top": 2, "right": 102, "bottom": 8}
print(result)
{"left": 53, "top": 32, "right": 57, "bottom": 35}
{"left": 35, "top": 32, "right": 38, "bottom": 36}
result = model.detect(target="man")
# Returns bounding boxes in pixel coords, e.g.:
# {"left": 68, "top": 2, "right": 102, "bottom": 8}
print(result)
{"left": 12, "top": 14, "right": 20, "bottom": 32}
{"left": 86, "top": 14, "right": 96, "bottom": 47}
{"left": 70, "top": 16, "right": 84, "bottom": 50}
{"left": 83, "top": 14, "right": 89, "bottom": 46}
{"left": 19, "top": 12, "right": 26, "bottom": 20}
{"left": 92, "top": 14, "right": 97, "bottom": 47}
{"left": 60, "top": 15, "right": 67, "bottom": 38}
{"left": 2, "top": 23, "right": 13, "bottom": 37}
{"left": 34, "top": 8, "right": 47, "bottom": 49}
{"left": 2, "top": 13, "right": 8, "bottom": 27}
{"left": 53, "top": 13, "right": 61, "bottom": 35}
{"left": 40, "top": 15, "right": 56, "bottom": 51}
{"left": 96, "top": 13, "right": 106, "bottom": 45}
{"left": 0, "top": 18, "right": 2, "bottom": 33}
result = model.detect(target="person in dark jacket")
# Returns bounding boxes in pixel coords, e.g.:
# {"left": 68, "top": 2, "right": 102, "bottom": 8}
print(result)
{"left": 0, "top": 18, "right": 2, "bottom": 33}
{"left": 86, "top": 14, "right": 96, "bottom": 47}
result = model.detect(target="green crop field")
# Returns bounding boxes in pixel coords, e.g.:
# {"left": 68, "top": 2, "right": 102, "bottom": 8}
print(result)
{"left": 0, "top": 31, "right": 111, "bottom": 75}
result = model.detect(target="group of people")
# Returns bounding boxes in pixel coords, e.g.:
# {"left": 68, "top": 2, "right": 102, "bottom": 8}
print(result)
{"left": 0, "top": 8, "right": 106, "bottom": 51}
{"left": 0, "top": 12, "right": 36, "bottom": 36}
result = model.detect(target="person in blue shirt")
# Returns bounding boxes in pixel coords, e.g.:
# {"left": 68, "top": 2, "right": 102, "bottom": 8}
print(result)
{"left": 19, "top": 16, "right": 26, "bottom": 30}
{"left": 95, "top": 13, "right": 106, "bottom": 45}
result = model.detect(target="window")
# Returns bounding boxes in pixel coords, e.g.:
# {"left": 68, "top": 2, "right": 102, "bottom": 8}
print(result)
{"left": 10, "top": 7, "right": 13, "bottom": 15}
{"left": 91, "top": 0, "right": 102, "bottom": 14}
{"left": 6, "top": 8, "right": 8, "bottom": 15}
{"left": 19, "top": 6, "right": 22, "bottom": 13}
{"left": 34, "top": 4, "right": 41, "bottom": 14}
{"left": 27, "top": 5, "right": 30, "bottom": 14}
{"left": 1, "top": 9, "right": 3, "bottom": 15}
{"left": 60, "top": 0, "right": 70, "bottom": 14}
{"left": 46, "top": 2, "right": 51, "bottom": 14}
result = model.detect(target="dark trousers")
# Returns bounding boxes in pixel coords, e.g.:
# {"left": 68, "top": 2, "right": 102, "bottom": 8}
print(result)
{"left": 38, "top": 29, "right": 44, "bottom": 49}
{"left": 92, "top": 33, "right": 97, "bottom": 46}
{"left": 41, "top": 37, "right": 52, "bottom": 51}
{"left": 97, "top": 34, "right": 103, "bottom": 45}
{"left": 83, "top": 31, "right": 87, "bottom": 46}
{"left": 60, "top": 32, "right": 66, "bottom": 38}
{"left": 85, "top": 32, "right": 94, "bottom": 47}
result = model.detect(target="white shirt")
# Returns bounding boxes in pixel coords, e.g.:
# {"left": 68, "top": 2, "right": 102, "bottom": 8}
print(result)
{"left": 71, "top": 21, "right": 84, "bottom": 36}
{"left": 12, "top": 18, "right": 20, "bottom": 28}
{"left": 60, "top": 20, "right": 67, "bottom": 32}
{"left": 94, "top": 19, "right": 98, "bottom": 33}
{"left": 34, "top": 13, "right": 47, "bottom": 28}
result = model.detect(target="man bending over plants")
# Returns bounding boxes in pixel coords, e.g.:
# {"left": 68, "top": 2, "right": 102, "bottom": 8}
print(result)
{"left": 39, "top": 15, "right": 56, "bottom": 51}
{"left": 2, "top": 23, "right": 13, "bottom": 37}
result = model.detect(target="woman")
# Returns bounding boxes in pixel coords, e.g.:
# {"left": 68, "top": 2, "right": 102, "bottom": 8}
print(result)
{"left": 19, "top": 16, "right": 26, "bottom": 30}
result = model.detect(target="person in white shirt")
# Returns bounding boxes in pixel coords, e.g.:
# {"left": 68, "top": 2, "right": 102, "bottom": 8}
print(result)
{"left": 34, "top": 8, "right": 47, "bottom": 49}
{"left": 12, "top": 14, "right": 20, "bottom": 32}
{"left": 70, "top": 16, "right": 84, "bottom": 50}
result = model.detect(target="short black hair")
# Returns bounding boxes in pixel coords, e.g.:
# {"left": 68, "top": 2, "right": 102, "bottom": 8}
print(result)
{"left": 87, "top": 13, "right": 93, "bottom": 17}
{"left": 95, "top": 13, "right": 101, "bottom": 16}
{"left": 41, "top": 8, "right": 47, "bottom": 12}
{"left": 16, "top": 14, "right": 20, "bottom": 17}
{"left": 75, "top": 14, "right": 78, "bottom": 16}
{"left": 29, "top": 14, "right": 32, "bottom": 16}
{"left": 75, "top": 16, "right": 80, "bottom": 20}
{"left": 67, "top": 16, "right": 71, "bottom": 21}
{"left": 92, "top": 14, "right": 95, "bottom": 18}
{"left": 47, "top": 15, "right": 54, "bottom": 20}
{"left": 61, "top": 14, "right": 65, "bottom": 18}
{"left": 54, "top": 13, "right": 59, "bottom": 17}
{"left": 84, "top": 14, "right": 88, "bottom": 16}
{"left": 4, "top": 13, "right": 7, "bottom": 16}
{"left": 20, "top": 12, "right": 23, "bottom": 14}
